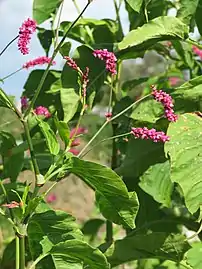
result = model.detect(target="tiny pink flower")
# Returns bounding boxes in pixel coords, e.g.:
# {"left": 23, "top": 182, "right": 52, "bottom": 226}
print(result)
{"left": 93, "top": 49, "right": 117, "bottom": 75}
{"left": 64, "top": 56, "right": 80, "bottom": 71}
{"left": 2, "top": 201, "right": 20, "bottom": 209}
{"left": 105, "top": 112, "right": 112, "bottom": 120}
{"left": 192, "top": 45, "right": 202, "bottom": 59}
{"left": 168, "top": 77, "right": 180, "bottom": 86}
{"left": 18, "top": 18, "right": 37, "bottom": 55}
{"left": 131, "top": 127, "right": 170, "bottom": 143}
{"left": 68, "top": 148, "right": 80, "bottom": 155}
{"left": 21, "top": 96, "right": 28, "bottom": 109}
{"left": 70, "top": 127, "right": 88, "bottom": 139}
{"left": 23, "top": 56, "right": 56, "bottom": 69}
{"left": 151, "top": 85, "right": 178, "bottom": 122}
{"left": 34, "top": 106, "right": 51, "bottom": 118}
{"left": 46, "top": 194, "right": 57, "bottom": 203}
{"left": 70, "top": 138, "right": 80, "bottom": 147}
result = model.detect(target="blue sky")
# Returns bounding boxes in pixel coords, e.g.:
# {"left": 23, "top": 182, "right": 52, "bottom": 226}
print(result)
{"left": 0, "top": 0, "right": 128, "bottom": 100}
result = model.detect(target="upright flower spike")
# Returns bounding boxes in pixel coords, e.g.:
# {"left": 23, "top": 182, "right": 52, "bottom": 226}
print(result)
{"left": 131, "top": 127, "right": 170, "bottom": 143}
{"left": 192, "top": 45, "right": 202, "bottom": 59}
{"left": 151, "top": 85, "right": 178, "bottom": 122}
{"left": 18, "top": 18, "right": 37, "bottom": 55}
{"left": 64, "top": 56, "right": 80, "bottom": 72}
{"left": 93, "top": 49, "right": 117, "bottom": 75}
{"left": 34, "top": 106, "right": 51, "bottom": 118}
{"left": 82, "top": 67, "right": 89, "bottom": 97}
{"left": 23, "top": 56, "right": 56, "bottom": 69}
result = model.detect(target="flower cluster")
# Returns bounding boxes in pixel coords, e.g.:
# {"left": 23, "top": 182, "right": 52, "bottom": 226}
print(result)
{"left": 64, "top": 56, "right": 80, "bottom": 72}
{"left": 81, "top": 67, "right": 90, "bottom": 97}
{"left": 105, "top": 112, "right": 112, "bottom": 120}
{"left": 46, "top": 194, "right": 57, "bottom": 203}
{"left": 23, "top": 56, "right": 56, "bottom": 69}
{"left": 18, "top": 18, "right": 37, "bottom": 55}
{"left": 131, "top": 127, "right": 169, "bottom": 143}
{"left": 168, "top": 77, "right": 180, "bottom": 86}
{"left": 68, "top": 127, "right": 88, "bottom": 155}
{"left": 34, "top": 106, "right": 51, "bottom": 118}
{"left": 151, "top": 85, "right": 178, "bottom": 122}
{"left": 21, "top": 96, "right": 28, "bottom": 110}
{"left": 192, "top": 45, "right": 202, "bottom": 59}
{"left": 93, "top": 49, "right": 117, "bottom": 75}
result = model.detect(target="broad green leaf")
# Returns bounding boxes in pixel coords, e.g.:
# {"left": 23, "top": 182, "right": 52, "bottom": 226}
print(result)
{"left": 28, "top": 210, "right": 83, "bottom": 259}
{"left": 38, "top": 119, "right": 60, "bottom": 155}
{"left": 195, "top": 0, "right": 202, "bottom": 35}
{"left": 177, "top": 0, "right": 199, "bottom": 24}
{"left": 82, "top": 219, "right": 105, "bottom": 241}
{"left": 59, "top": 42, "right": 71, "bottom": 57}
{"left": 0, "top": 88, "right": 16, "bottom": 111}
{"left": 33, "top": 0, "right": 62, "bottom": 24}
{"left": 118, "top": 16, "right": 188, "bottom": 52}
{"left": 0, "top": 132, "right": 24, "bottom": 182}
{"left": 50, "top": 240, "right": 110, "bottom": 269}
{"left": 66, "top": 157, "right": 139, "bottom": 228}
{"left": 172, "top": 40, "right": 194, "bottom": 69}
{"left": 106, "top": 233, "right": 190, "bottom": 267}
{"left": 126, "top": 0, "right": 143, "bottom": 13}
{"left": 165, "top": 113, "right": 202, "bottom": 213}
{"left": 139, "top": 161, "right": 173, "bottom": 207}
{"left": 37, "top": 28, "right": 54, "bottom": 56}
{"left": 54, "top": 118, "right": 70, "bottom": 147}
{"left": 187, "top": 242, "right": 202, "bottom": 269}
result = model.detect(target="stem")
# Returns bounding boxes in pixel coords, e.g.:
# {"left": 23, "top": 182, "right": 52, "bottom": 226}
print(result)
{"left": 81, "top": 133, "right": 130, "bottom": 158}
{"left": 23, "top": 121, "right": 40, "bottom": 186}
{"left": 1, "top": 68, "right": 23, "bottom": 81}
{"left": 24, "top": 1, "right": 91, "bottom": 118}
{"left": 28, "top": 254, "right": 49, "bottom": 269}
{"left": 0, "top": 35, "right": 19, "bottom": 57}
{"left": 106, "top": 220, "right": 113, "bottom": 242}
{"left": 54, "top": 0, "right": 65, "bottom": 48}
{"left": 16, "top": 235, "right": 20, "bottom": 269}
{"left": 78, "top": 94, "right": 151, "bottom": 156}
{"left": 186, "top": 38, "right": 202, "bottom": 50}
{"left": 113, "top": 0, "right": 124, "bottom": 39}
{"left": 19, "top": 236, "right": 25, "bottom": 269}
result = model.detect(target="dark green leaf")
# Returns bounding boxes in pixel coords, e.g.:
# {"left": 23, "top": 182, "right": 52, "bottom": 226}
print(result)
{"left": 195, "top": 0, "right": 202, "bottom": 35}
{"left": 33, "top": 0, "right": 62, "bottom": 24}
{"left": 106, "top": 233, "right": 190, "bottom": 267}
{"left": 165, "top": 113, "right": 202, "bottom": 213}
{"left": 59, "top": 42, "right": 71, "bottom": 57}
{"left": 82, "top": 219, "right": 105, "bottom": 241}
{"left": 66, "top": 157, "right": 139, "bottom": 228}
{"left": 54, "top": 118, "right": 70, "bottom": 147}
{"left": 122, "top": 77, "right": 149, "bottom": 92}
{"left": 37, "top": 28, "right": 54, "bottom": 56}
{"left": 38, "top": 119, "right": 60, "bottom": 155}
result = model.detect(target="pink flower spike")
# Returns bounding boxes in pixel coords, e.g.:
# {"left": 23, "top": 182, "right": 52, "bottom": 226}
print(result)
{"left": 192, "top": 45, "right": 202, "bottom": 59}
{"left": 131, "top": 127, "right": 170, "bottom": 143}
{"left": 82, "top": 67, "right": 90, "bottom": 97}
{"left": 23, "top": 56, "right": 56, "bottom": 69}
{"left": 2, "top": 201, "right": 20, "bottom": 209}
{"left": 18, "top": 18, "right": 37, "bottom": 55}
{"left": 46, "top": 194, "right": 57, "bottom": 203}
{"left": 151, "top": 85, "right": 178, "bottom": 122}
{"left": 21, "top": 96, "right": 28, "bottom": 109}
{"left": 34, "top": 106, "right": 51, "bottom": 118}
{"left": 168, "top": 77, "right": 180, "bottom": 86}
{"left": 68, "top": 148, "right": 80, "bottom": 155}
{"left": 93, "top": 49, "right": 117, "bottom": 75}
{"left": 64, "top": 56, "right": 80, "bottom": 71}
{"left": 70, "top": 138, "right": 80, "bottom": 147}
{"left": 70, "top": 127, "right": 88, "bottom": 139}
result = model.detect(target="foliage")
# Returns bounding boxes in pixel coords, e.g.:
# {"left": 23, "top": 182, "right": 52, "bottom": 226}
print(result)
{"left": 1, "top": 0, "right": 202, "bottom": 268}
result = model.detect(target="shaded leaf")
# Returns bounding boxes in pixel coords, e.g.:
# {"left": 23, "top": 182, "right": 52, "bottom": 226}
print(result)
{"left": 177, "top": 0, "right": 199, "bottom": 24}
{"left": 126, "top": 0, "right": 143, "bottom": 13}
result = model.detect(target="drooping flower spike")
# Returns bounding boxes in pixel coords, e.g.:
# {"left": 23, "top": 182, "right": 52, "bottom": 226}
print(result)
{"left": 34, "top": 106, "right": 51, "bottom": 118}
{"left": 21, "top": 96, "right": 29, "bottom": 110}
{"left": 131, "top": 127, "right": 169, "bottom": 143}
{"left": 23, "top": 56, "right": 56, "bottom": 69}
{"left": 93, "top": 49, "right": 117, "bottom": 75}
{"left": 151, "top": 85, "right": 178, "bottom": 122}
{"left": 18, "top": 18, "right": 37, "bottom": 55}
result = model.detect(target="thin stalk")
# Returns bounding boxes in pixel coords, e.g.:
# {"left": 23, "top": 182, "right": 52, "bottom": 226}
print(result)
{"left": 0, "top": 35, "right": 19, "bottom": 57}
{"left": 19, "top": 236, "right": 25, "bottom": 269}
{"left": 72, "top": 0, "right": 94, "bottom": 44}
{"left": 106, "top": 220, "right": 113, "bottom": 242}
{"left": 113, "top": 0, "right": 124, "bottom": 38}
{"left": 54, "top": 0, "right": 65, "bottom": 48}
{"left": 81, "top": 132, "right": 131, "bottom": 158}
{"left": 78, "top": 94, "right": 151, "bottom": 156}
{"left": 1, "top": 68, "right": 23, "bottom": 81}
{"left": 23, "top": 121, "right": 40, "bottom": 185}
{"left": 16, "top": 235, "right": 20, "bottom": 269}
{"left": 186, "top": 38, "right": 202, "bottom": 50}
{"left": 28, "top": 254, "right": 49, "bottom": 269}
{"left": 24, "top": 1, "right": 91, "bottom": 118}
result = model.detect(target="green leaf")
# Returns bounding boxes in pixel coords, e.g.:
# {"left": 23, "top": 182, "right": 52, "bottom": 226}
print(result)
{"left": 59, "top": 42, "right": 71, "bottom": 57}
{"left": 38, "top": 119, "right": 60, "bottom": 155}
{"left": 82, "top": 219, "right": 105, "bottom": 241}
{"left": 37, "top": 28, "right": 54, "bottom": 56}
{"left": 177, "top": 0, "right": 199, "bottom": 24}
{"left": 54, "top": 118, "right": 70, "bottom": 147}
{"left": 28, "top": 210, "right": 83, "bottom": 259}
{"left": 122, "top": 77, "right": 149, "bottom": 92}
{"left": 139, "top": 160, "right": 173, "bottom": 207}
{"left": 118, "top": 16, "right": 188, "bottom": 52}
{"left": 106, "top": 233, "right": 190, "bottom": 267}
{"left": 126, "top": 0, "right": 143, "bottom": 12}
{"left": 66, "top": 157, "right": 139, "bottom": 228}
{"left": 165, "top": 113, "right": 202, "bottom": 213}
{"left": 195, "top": 0, "right": 202, "bottom": 36}
{"left": 33, "top": 0, "right": 62, "bottom": 24}
{"left": 50, "top": 240, "right": 110, "bottom": 269}
{"left": 187, "top": 242, "right": 202, "bottom": 269}
{"left": 0, "top": 88, "right": 16, "bottom": 111}
{"left": 0, "top": 132, "right": 24, "bottom": 182}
